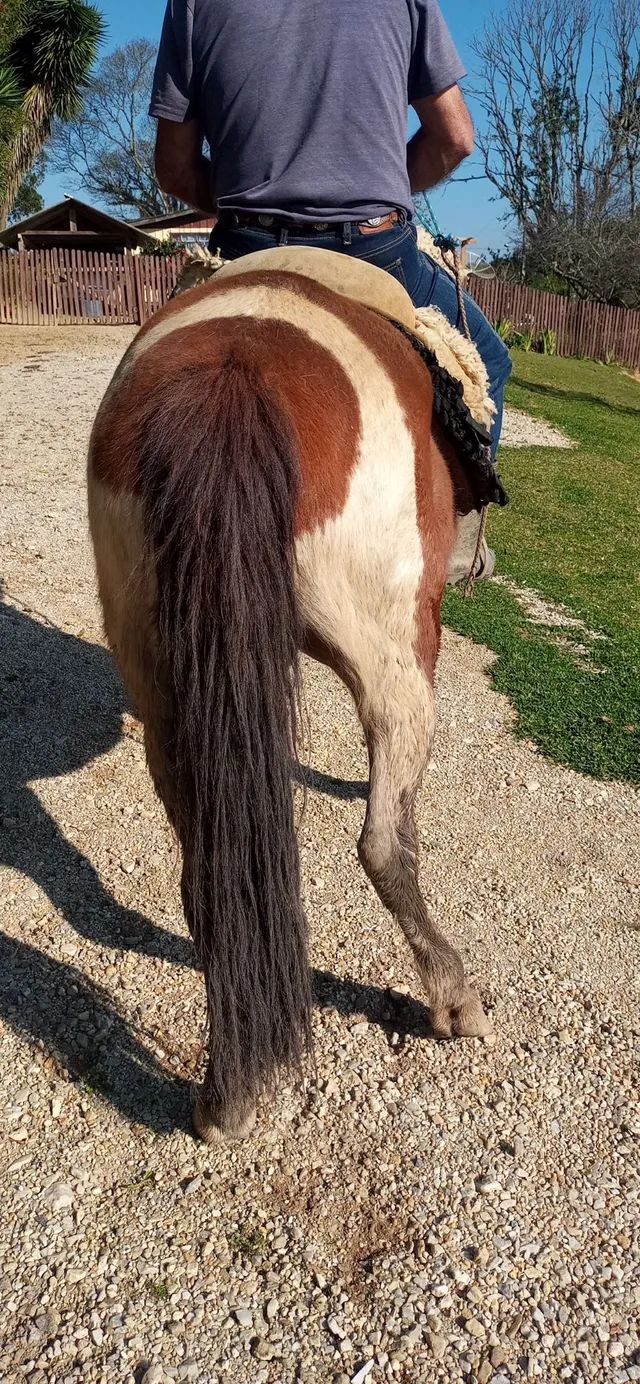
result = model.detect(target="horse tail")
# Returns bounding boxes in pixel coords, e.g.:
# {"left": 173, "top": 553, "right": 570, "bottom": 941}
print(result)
{"left": 140, "top": 349, "right": 311, "bottom": 1135}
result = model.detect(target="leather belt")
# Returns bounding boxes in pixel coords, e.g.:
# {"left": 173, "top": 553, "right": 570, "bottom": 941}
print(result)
{"left": 219, "top": 209, "right": 402, "bottom": 236}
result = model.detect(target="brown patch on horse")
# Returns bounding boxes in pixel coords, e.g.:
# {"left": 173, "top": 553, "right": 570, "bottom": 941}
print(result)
{"left": 90, "top": 313, "right": 361, "bottom": 535}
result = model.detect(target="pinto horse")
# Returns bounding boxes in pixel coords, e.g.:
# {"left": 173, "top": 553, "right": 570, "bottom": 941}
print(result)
{"left": 88, "top": 258, "right": 492, "bottom": 1144}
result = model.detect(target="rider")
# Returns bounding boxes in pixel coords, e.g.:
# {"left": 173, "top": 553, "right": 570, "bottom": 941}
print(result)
{"left": 150, "top": 0, "right": 511, "bottom": 578}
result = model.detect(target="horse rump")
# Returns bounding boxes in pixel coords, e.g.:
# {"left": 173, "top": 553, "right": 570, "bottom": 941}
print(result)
{"left": 138, "top": 348, "right": 312, "bottom": 1140}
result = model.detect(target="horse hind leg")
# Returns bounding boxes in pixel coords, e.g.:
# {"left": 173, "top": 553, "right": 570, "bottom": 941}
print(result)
{"left": 354, "top": 646, "right": 491, "bottom": 1038}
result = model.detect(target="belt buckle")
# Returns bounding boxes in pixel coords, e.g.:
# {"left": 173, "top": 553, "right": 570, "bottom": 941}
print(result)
{"left": 258, "top": 214, "right": 275, "bottom": 227}
{"left": 364, "top": 216, "right": 385, "bottom": 227}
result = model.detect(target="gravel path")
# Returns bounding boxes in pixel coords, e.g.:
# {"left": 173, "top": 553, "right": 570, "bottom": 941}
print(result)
{"left": 1, "top": 327, "right": 638, "bottom": 1384}
{"left": 501, "top": 407, "right": 573, "bottom": 449}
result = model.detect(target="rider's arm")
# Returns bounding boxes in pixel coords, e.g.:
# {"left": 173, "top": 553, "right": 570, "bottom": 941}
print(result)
{"left": 150, "top": 1, "right": 215, "bottom": 214}
{"left": 407, "top": 86, "right": 474, "bottom": 193}
{"left": 155, "top": 118, "right": 216, "bottom": 214}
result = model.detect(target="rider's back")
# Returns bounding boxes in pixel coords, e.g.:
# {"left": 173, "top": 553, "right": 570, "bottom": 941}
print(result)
{"left": 150, "top": 0, "right": 464, "bottom": 223}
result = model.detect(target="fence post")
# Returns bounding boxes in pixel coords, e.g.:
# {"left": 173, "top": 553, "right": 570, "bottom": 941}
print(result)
{"left": 133, "top": 253, "right": 146, "bottom": 325}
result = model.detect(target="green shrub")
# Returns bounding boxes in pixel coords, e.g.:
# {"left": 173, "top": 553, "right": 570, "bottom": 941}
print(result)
{"left": 494, "top": 316, "right": 513, "bottom": 342}
{"left": 511, "top": 325, "right": 536, "bottom": 352}
{"left": 140, "top": 237, "right": 182, "bottom": 257}
{"left": 539, "top": 327, "right": 557, "bottom": 355}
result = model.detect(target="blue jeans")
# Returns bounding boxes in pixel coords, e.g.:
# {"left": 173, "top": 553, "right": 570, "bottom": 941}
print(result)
{"left": 213, "top": 218, "right": 512, "bottom": 458}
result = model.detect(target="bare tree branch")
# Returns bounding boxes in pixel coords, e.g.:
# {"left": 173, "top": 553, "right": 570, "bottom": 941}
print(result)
{"left": 49, "top": 39, "right": 184, "bottom": 218}
{"left": 470, "top": 0, "right": 640, "bottom": 303}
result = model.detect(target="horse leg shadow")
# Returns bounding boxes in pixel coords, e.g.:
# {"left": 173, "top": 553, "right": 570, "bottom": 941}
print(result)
{"left": 3, "top": 784, "right": 195, "bottom": 969}
{"left": 0, "top": 930, "right": 192, "bottom": 1134}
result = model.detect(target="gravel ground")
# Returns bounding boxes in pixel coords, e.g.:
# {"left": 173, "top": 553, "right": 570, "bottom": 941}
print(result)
{"left": 1, "top": 326, "right": 638, "bottom": 1384}
{"left": 500, "top": 408, "right": 572, "bottom": 449}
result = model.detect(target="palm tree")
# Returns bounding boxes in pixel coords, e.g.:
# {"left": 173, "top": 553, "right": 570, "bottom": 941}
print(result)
{"left": 0, "top": 0, "right": 105, "bottom": 227}
{"left": 0, "top": 66, "right": 23, "bottom": 110}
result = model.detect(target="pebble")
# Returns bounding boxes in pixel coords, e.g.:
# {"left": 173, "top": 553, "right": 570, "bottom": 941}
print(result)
{"left": 234, "top": 1309, "right": 253, "bottom": 1328}
{"left": 253, "top": 1341, "right": 273, "bottom": 1360}
{"left": 351, "top": 1364, "right": 375, "bottom": 1384}
{"left": 427, "top": 1333, "right": 447, "bottom": 1360}
{"left": 328, "top": 1316, "right": 346, "bottom": 1339}
{"left": 43, "top": 1182, "right": 74, "bottom": 1212}
{"left": 141, "top": 1369, "right": 165, "bottom": 1384}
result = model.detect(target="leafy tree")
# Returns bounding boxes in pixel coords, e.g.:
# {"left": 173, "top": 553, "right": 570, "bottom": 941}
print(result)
{"left": 50, "top": 39, "right": 185, "bottom": 219}
{"left": 0, "top": 65, "right": 23, "bottom": 110}
{"left": 9, "top": 160, "right": 45, "bottom": 221}
{"left": 0, "top": 0, "right": 105, "bottom": 228}
{"left": 0, "top": 0, "right": 25, "bottom": 205}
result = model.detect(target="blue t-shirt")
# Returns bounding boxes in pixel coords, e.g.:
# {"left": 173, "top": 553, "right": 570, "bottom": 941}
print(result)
{"left": 150, "top": 0, "right": 466, "bottom": 221}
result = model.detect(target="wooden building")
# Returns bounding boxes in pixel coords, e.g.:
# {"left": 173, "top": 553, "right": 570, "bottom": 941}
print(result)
{"left": 0, "top": 197, "right": 155, "bottom": 253}
{"left": 135, "top": 208, "right": 216, "bottom": 248}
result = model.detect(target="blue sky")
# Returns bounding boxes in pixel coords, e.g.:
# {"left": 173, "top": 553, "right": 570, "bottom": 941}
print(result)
{"left": 41, "top": 0, "right": 512, "bottom": 253}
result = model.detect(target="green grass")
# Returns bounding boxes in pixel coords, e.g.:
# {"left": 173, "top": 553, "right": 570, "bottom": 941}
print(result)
{"left": 229, "top": 1224, "right": 266, "bottom": 1256}
{"left": 443, "top": 351, "right": 640, "bottom": 782}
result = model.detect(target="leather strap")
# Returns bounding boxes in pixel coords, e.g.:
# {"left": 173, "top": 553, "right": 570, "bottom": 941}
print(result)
{"left": 219, "top": 209, "right": 401, "bottom": 236}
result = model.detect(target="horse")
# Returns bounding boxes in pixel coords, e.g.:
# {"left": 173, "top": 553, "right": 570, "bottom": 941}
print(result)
{"left": 87, "top": 253, "right": 493, "bottom": 1145}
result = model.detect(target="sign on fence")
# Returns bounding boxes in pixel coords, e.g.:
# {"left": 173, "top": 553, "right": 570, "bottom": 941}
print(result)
{"left": 1, "top": 246, "right": 639, "bottom": 370}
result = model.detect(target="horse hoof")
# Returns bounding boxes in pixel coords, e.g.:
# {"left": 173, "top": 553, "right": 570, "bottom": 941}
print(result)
{"left": 430, "top": 986, "right": 493, "bottom": 1040}
{"left": 192, "top": 1092, "right": 257, "bottom": 1145}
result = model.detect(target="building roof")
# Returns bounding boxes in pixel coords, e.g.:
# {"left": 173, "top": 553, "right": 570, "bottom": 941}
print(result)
{"left": 135, "top": 208, "right": 216, "bottom": 231}
{"left": 0, "top": 196, "right": 155, "bottom": 250}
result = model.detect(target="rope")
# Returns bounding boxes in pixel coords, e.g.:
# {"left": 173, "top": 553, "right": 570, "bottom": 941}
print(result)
{"left": 413, "top": 191, "right": 442, "bottom": 239}
{"left": 462, "top": 503, "right": 489, "bottom": 598}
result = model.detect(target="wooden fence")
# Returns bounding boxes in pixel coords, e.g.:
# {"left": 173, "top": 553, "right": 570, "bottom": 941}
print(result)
{"left": 467, "top": 275, "right": 640, "bottom": 370}
{"left": 0, "top": 247, "right": 184, "bottom": 327}
{"left": 1, "top": 246, "right": 639, "bottom": 368}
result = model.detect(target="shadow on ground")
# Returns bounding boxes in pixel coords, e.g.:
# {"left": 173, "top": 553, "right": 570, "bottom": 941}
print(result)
{"left": 0, "top": 598, "right": 193, "bottom": 968}
{"left": 511, "top": 374, "right": 640, "bottom": 417}
{"left": 0, "top": 596, "right": 194, "bottom": 1133}
{"left": 0, "top": 598, "right": 425, "bottom": 1134}
{"left": 293, "top": 761, "right": 368, "bottom": 801}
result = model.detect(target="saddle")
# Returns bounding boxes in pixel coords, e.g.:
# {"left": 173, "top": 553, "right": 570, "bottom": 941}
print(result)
{"left": 174, "top": 245, "right": 508, "bottom": 513}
